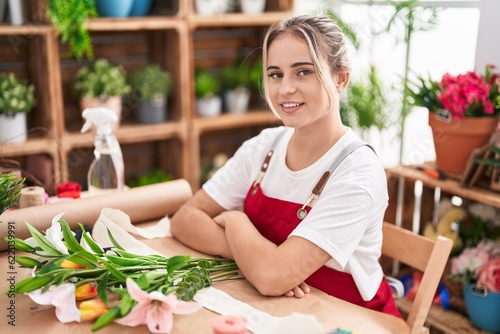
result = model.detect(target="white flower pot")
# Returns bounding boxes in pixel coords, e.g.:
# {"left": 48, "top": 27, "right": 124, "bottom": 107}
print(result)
{"left": 197, "top": 96, "right": 222, "bottom": 118}
{"left": 224, "top": 88, "right": 250, "bottom": 114}
{"left": 195, "top": 0, "right": 229, "bottom": 16}
{"left": 8, "top": 0, "right": 23, "bottom": 25}
{"left": 240, "top": 0, "right": 266, "bottom": 14}
{"left": 0, "top": 112, "right": 27, "bottom": 144}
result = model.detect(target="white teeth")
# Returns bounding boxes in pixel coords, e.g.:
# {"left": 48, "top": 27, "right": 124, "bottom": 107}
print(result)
{"left": 282, "top": 103, "right": 300, "bottom": 108}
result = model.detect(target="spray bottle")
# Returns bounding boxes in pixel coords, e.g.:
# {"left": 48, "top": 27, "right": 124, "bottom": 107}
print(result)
{"left": 81, "top": 107, "right": 124, "bottom": 194}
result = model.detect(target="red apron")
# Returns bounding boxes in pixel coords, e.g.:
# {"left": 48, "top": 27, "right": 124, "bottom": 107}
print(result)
{"left": 242, "top": 134, "right": 402, "bottom": 318}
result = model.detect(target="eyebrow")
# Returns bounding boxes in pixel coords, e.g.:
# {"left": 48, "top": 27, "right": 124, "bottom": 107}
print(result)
{"left": 267, "top": 62, "right": 314, "bottom": 71}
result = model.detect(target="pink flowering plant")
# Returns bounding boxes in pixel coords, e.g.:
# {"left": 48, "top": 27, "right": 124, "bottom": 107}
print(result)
{"left": 450, "top": 239, "right": 500, "bottom": 292}
{"left": 4, "top": 213, "right": 239, "bottom": 333}
{"left": 407, "top": 64, "right": 500, "bottom": 119}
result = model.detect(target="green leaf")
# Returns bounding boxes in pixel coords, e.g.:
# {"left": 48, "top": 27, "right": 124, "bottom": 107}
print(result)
{"left": 92, "top": 306, "right": 121, "bottom": 332}
{"left": 60, "top": 220, "right": 85, "bottom": 254}
{"left": 105, "top": 254, "right": 152, "bottom": 266}
{"left": 79, "top": 223, "right": 104, "bottom": 254}
{"left": 15, "top": 256, "right": 44, "bottom": 268}
{"left": 100, "top": 260, "right": 127, "bottom": 281}
{"left": 14, "top": 275, "right": 54, "bottom": 294}
{"left": 97, "top": 272, "right": 109, "bottom": 305}
{"left": 4, "top": 237, "right": 36, "bottom": 253}
{"left": 65, "top": 251, "right": 99, "bottom": 269}
{"left": 167, "top": 255, "right": 191, "bottom": 276}
{"left": 106, "top": 226, "right": 125, "bottom": 251}
{"left": 135, "top": 274, "right": 150, "bottom": 290}
{"left": 25, "top": 222, "right": 62, "bottom": 256}
{"left": 118, "top": 292, "right": 135, "bottom": 316}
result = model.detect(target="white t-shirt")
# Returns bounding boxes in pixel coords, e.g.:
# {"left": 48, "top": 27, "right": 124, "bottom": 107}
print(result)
{"left": 203, "top": 126, "right": 389, "bottom": 300}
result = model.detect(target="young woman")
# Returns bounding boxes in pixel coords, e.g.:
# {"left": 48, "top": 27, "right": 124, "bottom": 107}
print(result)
{"left": 171, "top": 14, "right": 401, "bottom": 318}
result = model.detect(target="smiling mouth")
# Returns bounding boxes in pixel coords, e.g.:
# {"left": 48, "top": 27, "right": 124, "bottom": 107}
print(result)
{"left": 281, "top": 102, "right": 303, "bottom": 109}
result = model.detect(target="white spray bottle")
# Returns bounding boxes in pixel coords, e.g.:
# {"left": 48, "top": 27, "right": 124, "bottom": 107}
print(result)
{"left": 81, "top": 107, "right": 125, "bottom": 194}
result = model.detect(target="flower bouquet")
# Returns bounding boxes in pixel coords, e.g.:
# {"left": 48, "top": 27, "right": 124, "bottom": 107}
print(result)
{"left": 5, "top": 213, "right": 239, "bottom": 333}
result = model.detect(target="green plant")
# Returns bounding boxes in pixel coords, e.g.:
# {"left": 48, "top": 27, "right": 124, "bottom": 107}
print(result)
{"left": 45, "top": 0, "right": 98, "bottom": 60}
{"left": 0, "top": 73, "right": 36, "bottom": 114}
{"left": 406, "top": 72, "right": 441, "bottom": 112}
{"left": 195, "top": 69, "right": 221, "bottom": 98}
{"left": 221, "top": 58, "right": 251, "bottom": 91}
{"left": 0, "top": 169, "right": 25, "bottom": 215}
{"left": 128, "top": 169, "right": 173, "bottom": 188}
{"left": 249, "top": 58, "right": 263, "bottom": 94}
{"left": 342, "top": 65, "right": 389, "bottom": 135}
{"left": 128, "top": 65, "right": 172, "bottom": 102}
{"left": 74, "top": 59, "right": 131, "bottom": 98}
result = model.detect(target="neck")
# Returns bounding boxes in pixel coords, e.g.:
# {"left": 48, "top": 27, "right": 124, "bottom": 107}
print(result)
{"left": 286, "top": 118, "right": 347, "bottom": 171}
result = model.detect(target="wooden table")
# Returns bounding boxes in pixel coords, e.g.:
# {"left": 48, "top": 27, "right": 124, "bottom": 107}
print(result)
{"left": 0, "top": 223, "right": 410, "bottom": 334}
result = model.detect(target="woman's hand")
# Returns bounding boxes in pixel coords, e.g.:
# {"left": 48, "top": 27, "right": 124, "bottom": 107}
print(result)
{"left": 213, "top": 211, "right": 248, "bottom": 228}
{"left": 283, "top": 282, "right": 310, "bottom": 298}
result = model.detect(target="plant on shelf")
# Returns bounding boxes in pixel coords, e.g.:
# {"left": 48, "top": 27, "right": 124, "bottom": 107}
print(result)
{"left": 406, "top": 65, "right": 500, "bottom": 175}
{"left": 0, "top": 73, "right": 36, "bottom": 144}
{"left": 45, "top": 0, "right": 99, "bottom": 60}
{"left": 222, "top": 58, "right": 251, "bottom": 114}
{"left": 0, "top": 168, "right": 25, "bottom": 215}
{"left": 195, "top": 68, "right": 222, "bottom": 118}
{"left": 74, "top": 59, "right": 131, "bottom": 123}
{"left": 128, "top": 64, "right": 173, "bottom": 124}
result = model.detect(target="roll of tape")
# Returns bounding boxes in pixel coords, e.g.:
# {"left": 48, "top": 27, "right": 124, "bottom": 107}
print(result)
{"left": 212, "top": 315, "right": 247, "bottom": 334}
{"left": 19, "top": 186, "right": 46, "bottom": 208}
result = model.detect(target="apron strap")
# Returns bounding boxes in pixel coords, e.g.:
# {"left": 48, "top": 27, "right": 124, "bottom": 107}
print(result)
{"left": 297, "top": 141, "right": 374, "bottom": 219}
{"left": 252, "top": 128, "right": 288, "bottom": 194}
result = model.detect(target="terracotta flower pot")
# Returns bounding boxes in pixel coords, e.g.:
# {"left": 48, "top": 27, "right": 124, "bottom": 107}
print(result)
{"left": 80, "top": 96, "right": 123, "bottom": 128}
{"left": 428, "top": 113, "right": 498, "bottom": 176}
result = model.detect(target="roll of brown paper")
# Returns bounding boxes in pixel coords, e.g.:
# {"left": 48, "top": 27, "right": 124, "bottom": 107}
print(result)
{"left": 19, "top": 186, "right": 46, "bottom": 208}
{"left": 0, "top": 179, "right": 192, "bottom": 251}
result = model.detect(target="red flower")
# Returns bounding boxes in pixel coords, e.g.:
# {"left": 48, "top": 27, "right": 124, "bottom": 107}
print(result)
{"left": 476, "top": 257, "right": 500, "bottom": 293}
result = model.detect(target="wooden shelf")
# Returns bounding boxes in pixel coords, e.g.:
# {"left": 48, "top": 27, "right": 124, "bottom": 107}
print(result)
{"left": 86, "top": 17, "right": 183, "bottom": 31}
{"left": 0, "top": 24, "right": 52, "bottom": 35}
{"left": 188, "top": 11, "right": 293, "bottom": 28}
{"left": 192, "top": 110, "right": 279, "bottom": 134}
{"left": 0, "top": 138, "right": 58, "bottom": 157}
{"left": 396, "top": 298, "right": 491, "bottom": 334}
{"left": 385, "top": 164, "right": 500, "bottom": 208}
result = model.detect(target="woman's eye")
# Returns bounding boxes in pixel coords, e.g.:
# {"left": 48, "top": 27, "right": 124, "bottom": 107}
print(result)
{"left": 298, "top": 69, "right": 312, "bottom": 76}
{"left": 267, "top": 72, "right": 282, "bottom": 79}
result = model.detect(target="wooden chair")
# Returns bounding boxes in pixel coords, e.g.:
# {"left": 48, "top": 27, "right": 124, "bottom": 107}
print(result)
{"left": 382, "top": 222, "right": 453, "bottom": 334}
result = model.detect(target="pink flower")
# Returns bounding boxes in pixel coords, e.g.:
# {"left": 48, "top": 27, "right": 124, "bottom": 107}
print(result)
{"left": 115, "top": 278, "right": 202, "bottom": 333}
{"left": 27, "top": 283, "right": 80, "bottom": 323}
{"left": 476, "top": 257, "right": 500, "bottom": 293}
{"left": 450, "top": 240, "right": 493, "bottom": 275}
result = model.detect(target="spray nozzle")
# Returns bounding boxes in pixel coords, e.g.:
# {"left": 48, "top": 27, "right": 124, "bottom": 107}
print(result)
{"left": 81, "top": 107, "right": 118, "bottom": 134}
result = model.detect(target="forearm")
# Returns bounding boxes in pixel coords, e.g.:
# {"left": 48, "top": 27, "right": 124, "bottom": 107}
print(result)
{"left": 170, "top": 194, "right": 233, "bottom": 259}
{"left": 223, "top": 213, "right": 305, "bottom": 296}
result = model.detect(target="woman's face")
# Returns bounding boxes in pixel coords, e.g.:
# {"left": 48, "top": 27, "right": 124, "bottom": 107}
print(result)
{"left": 266, "top": 33, "right": 334, "bottom": 129}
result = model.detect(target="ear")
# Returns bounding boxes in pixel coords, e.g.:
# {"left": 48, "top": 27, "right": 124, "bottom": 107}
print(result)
{"left": 336, "top": 71, "right": 350, "bottom": 94}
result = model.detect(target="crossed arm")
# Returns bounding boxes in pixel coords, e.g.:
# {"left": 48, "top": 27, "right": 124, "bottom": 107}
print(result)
{"left": 170, "top": 189, "right": 332, "bottom": 298}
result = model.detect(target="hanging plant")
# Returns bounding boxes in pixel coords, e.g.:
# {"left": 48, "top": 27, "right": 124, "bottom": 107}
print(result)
{"left": 45, "top": 0, "right": 98, "bottom": 60}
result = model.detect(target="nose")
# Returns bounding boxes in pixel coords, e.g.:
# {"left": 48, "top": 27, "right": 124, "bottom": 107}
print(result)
{"left": 279, "top": 76, "right": 296, "bottom": 95}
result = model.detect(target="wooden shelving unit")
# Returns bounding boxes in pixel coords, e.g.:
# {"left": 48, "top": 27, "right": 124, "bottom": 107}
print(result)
{"left": 0, "top": 0, "right": 293, "bottom": 192}
{"left": 384, "top": 165, "right": 499, "bottom": 334}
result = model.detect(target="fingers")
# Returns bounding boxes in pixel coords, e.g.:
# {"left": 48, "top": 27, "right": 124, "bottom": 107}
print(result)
{"left": 284, "top": 283, "right": 310, "bottom": 298}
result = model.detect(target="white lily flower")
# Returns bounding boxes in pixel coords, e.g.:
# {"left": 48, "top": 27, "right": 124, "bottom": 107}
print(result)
{"left": 25, "top": 213, "right": 69, "bottom": 255}
{"left": 27, "top": 283, "right": 81, "bottom": 323}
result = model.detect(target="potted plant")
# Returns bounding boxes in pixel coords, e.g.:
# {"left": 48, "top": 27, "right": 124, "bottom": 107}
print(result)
{"left": 128, "top": 64, "right": 172, "bottom": 124}
{"left": 0, "top": 168, "right": 24, "bottom": 214}
{"left": 195, "top": 68, "right": 222, "bottom": 118}
{"left": 46, "top": 0, "right": 98, "bottom": 60}
{"left": 407, "top": 65, "right": 500, "bottom": 175}
{"left": 222, "top": 58, "right": 251, "bottom": 114}
{"left": 0, "top": 73, "right": 36, "bottom": 144}
{"left": 74, "top": 58, "right": 131, "bottom": 125}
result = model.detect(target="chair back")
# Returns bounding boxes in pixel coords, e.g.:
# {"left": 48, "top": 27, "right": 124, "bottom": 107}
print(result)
{"left": 382, "top": 222, "right": 453, "bottom": 334}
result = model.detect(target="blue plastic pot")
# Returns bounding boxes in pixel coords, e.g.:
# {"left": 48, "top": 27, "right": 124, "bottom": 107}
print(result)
{"left": 463, "top": 284, "right": 500, "bottom": 333}
{"left": 129, "top": 0, "right": 153, "bottom": 16}
{"left": 95, "top": 0, "right": 133, "bottom": 18}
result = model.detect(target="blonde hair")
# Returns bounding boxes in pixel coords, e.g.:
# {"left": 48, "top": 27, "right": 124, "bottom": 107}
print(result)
{"left": 262, "top": 14, "right": 350, "bottom": 116}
